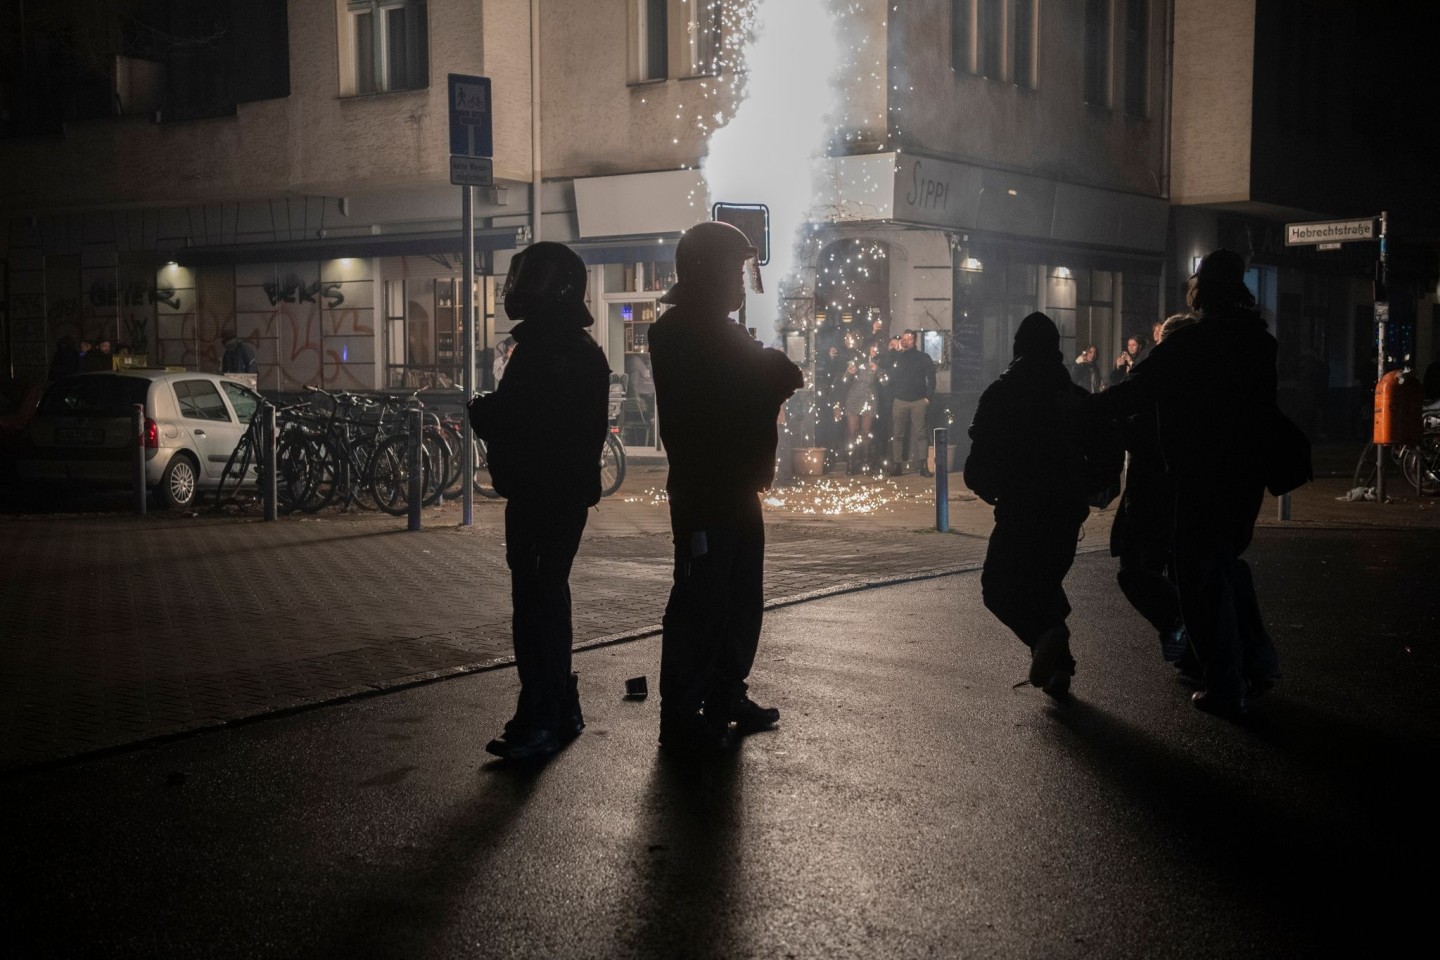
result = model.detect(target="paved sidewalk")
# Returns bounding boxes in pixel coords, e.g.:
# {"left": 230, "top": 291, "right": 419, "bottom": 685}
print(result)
{"left": 2, "top": 462, "right": 1431, "bottom": 774}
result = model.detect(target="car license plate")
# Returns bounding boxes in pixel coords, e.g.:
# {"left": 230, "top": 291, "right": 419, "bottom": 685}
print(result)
{"left": 54, "top": 427, "right": 106, "bottom": 446}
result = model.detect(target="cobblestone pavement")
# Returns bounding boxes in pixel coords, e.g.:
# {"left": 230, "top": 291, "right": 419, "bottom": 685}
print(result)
{"left": 2, "top": 461, "right": 1429, "bottom": 774}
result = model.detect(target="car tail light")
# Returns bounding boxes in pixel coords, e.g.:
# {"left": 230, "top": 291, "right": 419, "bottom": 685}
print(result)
{"left": 142, "top": 418, "right": 159, "bottom": 449}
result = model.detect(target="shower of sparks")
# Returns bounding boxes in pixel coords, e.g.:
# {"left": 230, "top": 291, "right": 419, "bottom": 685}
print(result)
{"left": 696, "top": 0, "right": 845, "bottom": 344}
{"left": 622, "top": 475, "right": 954, "bottom": 516}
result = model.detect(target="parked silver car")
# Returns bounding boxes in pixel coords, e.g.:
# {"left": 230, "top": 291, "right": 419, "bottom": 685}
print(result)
{"left": 20, "top": 370, "right": 263, "bottom": 508}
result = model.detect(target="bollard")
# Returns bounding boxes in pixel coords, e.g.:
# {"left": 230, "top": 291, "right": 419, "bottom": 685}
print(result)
{"left": 132, "top": 403, "right": 147, "bottom": 516}
{"left": 262, "top": 402, "right": 277, "bottom": 521}
{"left": 1376, "top": 442, "right": 1387, "bottom": 505}
{"left": 408, "top": 405, "right": 423, "bottom": 531}
{"left": 1277, "top": 491, "right": 1291, "bottom": 521}
{"left": 934, "top": 427, "right": 949, "bottom": 533}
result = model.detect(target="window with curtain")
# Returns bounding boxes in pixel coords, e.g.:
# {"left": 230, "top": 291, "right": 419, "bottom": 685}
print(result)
{"left": 1083, "top": 0, "right": 1111, "bottom": 108}
{"left": 1124, "top": 0, "right": 1149, "bottom": 117}
{"left": 341, "top": 0, "right": 428, "bottom": 96}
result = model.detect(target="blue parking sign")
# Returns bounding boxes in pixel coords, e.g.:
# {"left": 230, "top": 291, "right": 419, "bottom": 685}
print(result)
{"left": 448, "top": 74, "right": 492, "bottom": 158}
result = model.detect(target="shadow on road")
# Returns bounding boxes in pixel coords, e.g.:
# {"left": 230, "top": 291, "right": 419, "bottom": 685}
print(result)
{"left": 1044, "top": 696, "right": 1425, "bottom": 956}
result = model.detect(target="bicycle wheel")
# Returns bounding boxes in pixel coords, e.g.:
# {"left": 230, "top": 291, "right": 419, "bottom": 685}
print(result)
{"left": 1351, "top": 441, "right": 1381, "bottom": 489}
{"left": 421, "top": 427, "right": 451, "bottom": 506}
{"left": 472, "top": 436, "right": 499, "bottom": 499}
{"left": 369, "top": 433, "right": 433, "bottom": 516}
{"left": 278, "top": 429, "right": 334, "bottom": 513}
{"left": 213, "top": 428, "right": 257, "bottom": 508}
{"left": 600, "top": 432, "right": 626, "bottom": 498}
{"left": 1401, "top": 431, "right": 1440, "bottom": 495}
{"left": 440, "top": 421, "right": 467, "bottom": 495}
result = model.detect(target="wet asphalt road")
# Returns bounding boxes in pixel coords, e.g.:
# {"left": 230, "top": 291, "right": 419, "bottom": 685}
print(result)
{"left": 3, "top": 525, "right": 1437, "bottom": 959}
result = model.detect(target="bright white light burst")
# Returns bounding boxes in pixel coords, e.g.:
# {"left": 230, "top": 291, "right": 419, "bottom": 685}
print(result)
{"left": 701, "top": 0, "right": 843, "bottom": 344}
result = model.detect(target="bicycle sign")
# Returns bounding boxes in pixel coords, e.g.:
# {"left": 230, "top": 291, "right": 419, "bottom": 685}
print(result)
{"left": 448, "top": 74, "right": 492, "bottom": 159}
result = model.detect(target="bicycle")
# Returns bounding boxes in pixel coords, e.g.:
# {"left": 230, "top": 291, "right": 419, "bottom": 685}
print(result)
{"left": 600, "top": 427, "right": 626, "bottom": 498}
{"left": 1350, "top": 401, "right": 1440, "bottom": 495}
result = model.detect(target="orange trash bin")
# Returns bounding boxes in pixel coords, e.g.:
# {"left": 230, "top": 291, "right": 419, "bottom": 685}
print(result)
{"left": 1374, "top": 370, "right": 1423, "bottom": 445}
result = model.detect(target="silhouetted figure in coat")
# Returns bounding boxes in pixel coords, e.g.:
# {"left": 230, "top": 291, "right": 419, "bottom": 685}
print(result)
{"left": 1109, "top": 314, "right": 1198, "bottom": 669}
{"left": 650, "top": 220, "right": 803, "bottom": 752}
{"left": 1093, "top": 250, "right": 1280, "bottom": 718}
{"left": 468, "top": 242, "right": 611, "bottom": 761}
{"left": 48, "top": 337, "right": 81, "bottom": 382}
{"left": 966, "top": 312, "right": 1120, "bottom": 698}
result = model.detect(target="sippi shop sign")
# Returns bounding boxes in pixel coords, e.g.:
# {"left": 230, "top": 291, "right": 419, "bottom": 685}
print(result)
{"left": 904, "top": 159, "right": 952, "bottom": 212}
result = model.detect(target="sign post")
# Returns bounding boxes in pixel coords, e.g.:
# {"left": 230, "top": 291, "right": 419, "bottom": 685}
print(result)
{"left": 449, "top": 74, "right": 493, "bottom": 527}
{"left": 1285, "top": 211, "right": 1390, "bottom": 501}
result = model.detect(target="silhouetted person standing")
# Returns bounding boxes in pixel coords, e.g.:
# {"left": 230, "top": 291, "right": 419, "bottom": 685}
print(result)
{"left": 1093, "top": 250, "right": 1280, "bottom": 717}
{"left": 888, "top": 330, "right": 936, "bottom": 476}
{"left": 965, "top": 312, "right": 1119, "bottom": 698}
{"left": 650, "top": 221, "right": 803, "bottom": 752}
{"left": 468, "top": 242, "right": 611, "bottom": 760}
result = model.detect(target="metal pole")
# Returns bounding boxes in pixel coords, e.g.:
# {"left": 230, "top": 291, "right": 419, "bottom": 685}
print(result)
{"left": 408, "top": 404, "right": 423, "bottom": 531}
{"left": 1277, "top": 491, "right": 1291, "bottom": 521}
{"left": 934, "top": 427, "right": 949, "bottom": 533}
{"left": 132, "top": 403, "right": 147, "bottom": 515}
{"left": 461, "top": 183, "right": 475, "bottom": 526}
{"left": 262, "top": 403, "right": 277, "bottom": 521}
{"left": 1376, "top": 210, "right": 1389, "bottom": 505}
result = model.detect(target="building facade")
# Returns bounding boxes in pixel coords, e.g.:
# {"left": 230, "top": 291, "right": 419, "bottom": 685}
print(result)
{"left": 3, "top": 0, "right": 1435, "bottom": 452}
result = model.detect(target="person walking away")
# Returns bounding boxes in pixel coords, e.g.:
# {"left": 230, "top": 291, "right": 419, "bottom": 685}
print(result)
{"left": 888, "top": 330, "right": 936, "bottom": 476}
{"left": 1092, "top": 250, "right": 1280, "bottom": 717}
{"left": 1109, "top": 314, "right": 1197, "bottom": 672}
{"left": 467, "top": 242, "right": 611, "bottom": 760}
{"left": 649, "top": 220, "right": 804, "bottom": 752}
{"left": 965, "top": 312, "right": 1121, "bottom": 699}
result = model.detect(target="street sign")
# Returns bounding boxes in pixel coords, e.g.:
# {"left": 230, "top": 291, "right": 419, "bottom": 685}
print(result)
{"left": 1285, "top": 218, "right": 1376, "bottom": 246}
{"left": 711, "top": 202, "right": 771, "bottom": 265}
{"left": 450, "top": 155, "right": 494, "bottom": 187}
{"left": 447, "top": 74, "right": 492, "bottom": 158}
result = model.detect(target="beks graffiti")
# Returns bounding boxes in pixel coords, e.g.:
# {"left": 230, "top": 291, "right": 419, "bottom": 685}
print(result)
{"left": 262, "top": 275, "right": 346, "bottom": 310}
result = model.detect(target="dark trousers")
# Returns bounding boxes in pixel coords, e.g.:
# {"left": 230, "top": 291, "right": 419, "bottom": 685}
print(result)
{"left": 1117, "top": 541, "right": 1181, "bottom": 635}
{"left": 660, "top": 494, "right": 765, "bottom": 717}
{"left": 982, "top": 509, "right": 1084, "bottom": 648}
{"left": 505, "top": 499, "right": 588, "bottom": 732}
{"left": 1171, "top": 478, "right": 1275, "bottom": 695}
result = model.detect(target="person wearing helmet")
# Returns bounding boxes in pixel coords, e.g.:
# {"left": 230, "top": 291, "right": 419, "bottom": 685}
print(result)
{"left": 649, "top": 220, "right": 804, "bottom": 752}
{"left": 467, "top": 241, "right": 612, "bottom": 761}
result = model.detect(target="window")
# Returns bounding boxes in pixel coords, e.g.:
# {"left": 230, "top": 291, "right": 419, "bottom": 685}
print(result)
{"left": 1010, "top": 0, "right": 1035, "bottom": 89}
{"left": 1083, "top": 0, "right": 1111, "bottom": 108}
{"left": 632, "top": 0, "right": 669, "bottom": 82}
{"left": 954, "top": 1, "right": 1035, "bottom": 86}
{"left": 220, "top": 381, "right": 261, "bottom": 424}
{"left": 977, "top": 0, "right": 1003, "bottom": 80}
{"left": 1123, "top": 0, "right": 1149, "bottom": 117}
{"left": 682, "top": 1, "right": 724, "bottom": 76}
{"left": 951, "top": 0, "right": 973, "bottom": 74}
{"left": 340, "top": 1, "right": 428, "bottom": 96}
{"left": 174, "top": 380, "right": 231, "bottom": 422}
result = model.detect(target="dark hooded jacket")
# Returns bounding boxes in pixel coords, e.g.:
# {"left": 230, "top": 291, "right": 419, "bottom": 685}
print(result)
{"left": 467, "top": 315, "right": 611, "bottom": 506}
{"left": 965, "top": 314, "right": 1120, "bottom": 521}
{"left": 1094, "top": 306, "right": 1276, "bottom": 484}
{"left": 649, "top": 302, "right": 803, "bottom": 515}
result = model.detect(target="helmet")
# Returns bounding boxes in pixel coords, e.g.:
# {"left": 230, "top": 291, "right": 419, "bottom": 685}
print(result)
{"left": 660, "top": 220, "right": 764, "bottom": 306}
{"left": 502, "top": 241, "right": 593, "bottom": 326}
